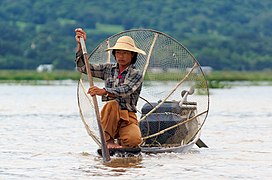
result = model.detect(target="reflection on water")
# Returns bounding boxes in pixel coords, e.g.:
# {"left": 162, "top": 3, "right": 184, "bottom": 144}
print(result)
{"left": 1, "top": 83, "right": 272, "bottom": 179}
{"left": 104, "top": 156, "right": 143, "bottom": 168}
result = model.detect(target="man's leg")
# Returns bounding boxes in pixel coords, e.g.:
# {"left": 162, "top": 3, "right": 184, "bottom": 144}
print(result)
{"left": 100, "top": 100, "right": 122, "bottom": 147}
{"left": 118, "top": 112, "right": 142, "bottom": 147}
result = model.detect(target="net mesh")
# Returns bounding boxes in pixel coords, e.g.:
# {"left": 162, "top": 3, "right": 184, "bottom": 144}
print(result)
{"left": 77, "top": 29, "right": 209, "bottom": 148}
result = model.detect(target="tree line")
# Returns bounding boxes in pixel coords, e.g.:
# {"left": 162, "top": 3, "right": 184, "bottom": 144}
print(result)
{"left": 0, "top": 0, "right": 271, "bottom": 70}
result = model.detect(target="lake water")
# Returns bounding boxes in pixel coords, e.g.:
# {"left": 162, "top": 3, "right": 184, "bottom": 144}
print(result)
{"left": 1, "top": 82, "right": 271, "bottom": 179}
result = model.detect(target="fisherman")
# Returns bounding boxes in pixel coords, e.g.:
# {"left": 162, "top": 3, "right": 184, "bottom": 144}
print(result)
{"left": 74, "top": 28, "right": 146, "bottom": 149}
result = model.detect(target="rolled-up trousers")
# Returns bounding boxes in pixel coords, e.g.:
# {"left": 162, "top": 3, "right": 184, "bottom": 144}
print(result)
{"left": 100, "top": 100, "right": 142, "bottom": 147}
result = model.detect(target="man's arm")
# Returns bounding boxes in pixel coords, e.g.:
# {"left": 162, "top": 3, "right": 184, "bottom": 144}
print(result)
{"left": 74, "top": 50, "right": 87, "bottom": 73}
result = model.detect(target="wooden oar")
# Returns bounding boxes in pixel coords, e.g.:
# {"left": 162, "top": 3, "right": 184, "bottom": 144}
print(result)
{"left": 79, "top": 37, "right": 110, "bottom": 163}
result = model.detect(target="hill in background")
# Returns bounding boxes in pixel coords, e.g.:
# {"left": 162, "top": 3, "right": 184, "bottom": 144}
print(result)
{"left": 0, "top": 0, "right": 271, "bottom": 70}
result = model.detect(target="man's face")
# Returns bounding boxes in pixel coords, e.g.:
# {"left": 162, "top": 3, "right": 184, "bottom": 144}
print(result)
{"left": 115, "top": 50, "right": 134, "bottom": 67}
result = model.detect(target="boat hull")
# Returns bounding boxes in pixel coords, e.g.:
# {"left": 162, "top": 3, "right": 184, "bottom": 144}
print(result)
{"left": 140, "top": 130, "right": 201, "bottom": 154}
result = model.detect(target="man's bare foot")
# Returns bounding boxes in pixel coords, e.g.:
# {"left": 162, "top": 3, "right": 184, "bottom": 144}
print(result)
{"left": 107, "top": 142, "right": 122, "bottom": 149}
{"left": 106, "top": 139, "right": 122, "bottom": 149}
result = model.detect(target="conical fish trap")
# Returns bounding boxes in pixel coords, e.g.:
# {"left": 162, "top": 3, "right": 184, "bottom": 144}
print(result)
{"left": 77, "top": 29, "right": 209, "bottom": 148}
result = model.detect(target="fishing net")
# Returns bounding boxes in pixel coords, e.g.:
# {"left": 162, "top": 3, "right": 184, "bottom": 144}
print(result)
{"left": 77, "top": 29, "right": 209, "bottom": 149}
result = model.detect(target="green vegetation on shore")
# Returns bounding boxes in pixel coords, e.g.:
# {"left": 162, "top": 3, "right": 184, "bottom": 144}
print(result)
{"left": 1, "top": 70, "right": 272, "bottom": 88}
{"left": 0, "top": 70, "right": 80, "bottom": 81}
{"left": 206, "top": 70, "right": 272, "bottom": 82}
{"left": 206, "top": 70, "right": 272, "bottom": 88}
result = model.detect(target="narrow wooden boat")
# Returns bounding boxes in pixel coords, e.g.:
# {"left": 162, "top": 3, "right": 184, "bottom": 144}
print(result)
{"left": 139, "top": 97, "right": 206, "bottom": 154}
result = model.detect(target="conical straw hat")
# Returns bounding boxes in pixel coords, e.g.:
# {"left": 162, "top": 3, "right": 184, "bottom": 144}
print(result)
{"left": 107, "top": 36, "right": 146, "bottom": 55}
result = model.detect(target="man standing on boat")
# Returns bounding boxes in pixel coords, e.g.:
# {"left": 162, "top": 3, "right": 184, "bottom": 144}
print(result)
{"left": 74, "top": 28, "right": 146, "bottom": 149}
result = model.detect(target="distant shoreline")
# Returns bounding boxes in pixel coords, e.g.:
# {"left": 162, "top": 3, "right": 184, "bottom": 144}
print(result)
{"left": 0, "top": 70, "right": 272, "bottom": 88}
